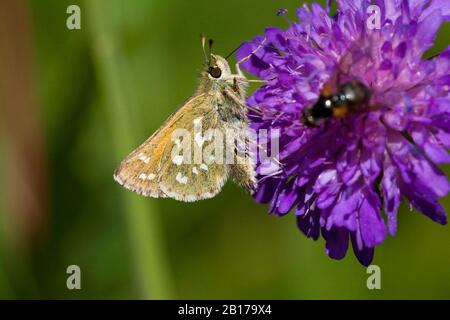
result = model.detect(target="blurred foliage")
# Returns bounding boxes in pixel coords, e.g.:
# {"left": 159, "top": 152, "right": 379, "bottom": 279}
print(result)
{"left": 0, "top": 0, "right": 449, "bottom": 299}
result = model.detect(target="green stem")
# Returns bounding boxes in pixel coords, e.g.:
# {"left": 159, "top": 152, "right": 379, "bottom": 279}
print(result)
{"left": 85, "top": 1, "right": 173, "bottom": 299}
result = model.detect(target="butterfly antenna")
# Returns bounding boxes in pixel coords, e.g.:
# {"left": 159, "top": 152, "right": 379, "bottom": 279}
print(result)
{"left": 200, "top": 33, "right": 208, "bottom": 62}
{"left": 226, "top": 38, "right": 280, "bottom": 62}
{"left": 208, "top": 39, "right": 214, "bottom": 57}
{"left": 225, "top": 43, "right": 244, "bottom": 61}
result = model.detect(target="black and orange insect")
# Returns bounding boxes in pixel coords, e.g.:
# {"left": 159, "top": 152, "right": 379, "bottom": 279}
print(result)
{"left": 302, "top": 79, "right": 372, "bottom": 126}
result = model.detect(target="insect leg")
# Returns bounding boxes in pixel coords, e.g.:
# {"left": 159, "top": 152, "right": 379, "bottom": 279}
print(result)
{"left": 228, "top": 122, "right": 283, "bottom": 168}
{"left": 223, "top": 87, "right": 263, "bottom": 115}
{"left": 229, "top": 130, "right": 257, "bottom": 193}
{"left": 230, "top": 158, "right": 257, "bottom": 193}
{"left": 236, "top": 36, "right": 267, "bottom": 65}
{"left": 247, "top": 79, "right": 267, "bottom": 83}
{"left": 235, "top": 61, "right": 245, "bottom": 77}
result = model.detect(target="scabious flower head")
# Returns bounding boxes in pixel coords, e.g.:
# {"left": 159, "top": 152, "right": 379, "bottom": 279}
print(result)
{"left": 237, "top": 0, "right": 450, "bottom": 265}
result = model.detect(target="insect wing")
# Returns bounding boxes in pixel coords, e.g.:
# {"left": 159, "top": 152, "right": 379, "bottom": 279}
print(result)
{"left": 114, "top": 93, "right": 228, "bottom": 201}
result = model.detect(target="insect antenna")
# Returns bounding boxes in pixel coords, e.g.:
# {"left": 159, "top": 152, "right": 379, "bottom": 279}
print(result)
{"left": 225, "top": 44, "right": 243, "bottom": 61}
{"left": 225, "top": 10, "right": 289, "bottom": 62}
{"left": 225, "top": 37, "right": 282, "bottom": 64}
{"left": 208, "top": 39, "right": 214, "bottom": 57}
{"left": 200, "top": 33, "right": 209, "bottom": 63}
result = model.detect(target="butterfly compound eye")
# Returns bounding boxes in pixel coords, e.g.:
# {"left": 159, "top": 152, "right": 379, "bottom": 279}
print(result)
{"left": 209, "top": 66, "right": 222, "bottom": 78}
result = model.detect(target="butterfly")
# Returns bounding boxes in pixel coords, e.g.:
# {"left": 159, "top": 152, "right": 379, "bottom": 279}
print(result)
{"left": 113, "top": 36, "right": 265, "bottom": 202}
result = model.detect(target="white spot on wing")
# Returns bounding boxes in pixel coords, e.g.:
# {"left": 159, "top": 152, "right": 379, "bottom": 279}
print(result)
{"left": 195, "top": 133, "right": 204, "bottom": 146}
{"left": 147, "top": 173, "right": 156, "bottom": 181}
{"left": 192, "top": 166, "right": 198, "bottom": 175}
{"left": 139, "top": 173, "right": 147, "bottom": 180}
{"left": 204, "top": 131, "right": 213, "bottom": 142}
{"left": 176, "top": 172, "right": 188, "bottom": 185}
{"left": 172, "top": 155, "right": 184, "bottom": 166}
{"left": 138, "top": 153, "right": 150, "bottom": 164}
{"left": 193, "top": 117, "right": 202, "bottom": 126}
{"left": 200, "top": 163, "right": 208, "bottom": 171}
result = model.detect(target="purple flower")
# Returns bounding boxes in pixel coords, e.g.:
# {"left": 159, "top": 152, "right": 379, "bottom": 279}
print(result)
{"left": 237, "top": 0, "right": 450, "bottom": 266}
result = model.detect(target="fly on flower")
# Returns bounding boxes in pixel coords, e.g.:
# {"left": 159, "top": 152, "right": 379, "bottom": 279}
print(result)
{"left": 301, "top": 71, "right": 372, "bottom": 126}
{"left": 237, "top": 0, "right": 450, "bottom": 266}
{"left": 301, "top": 42, "right": 393, "bottom": 126}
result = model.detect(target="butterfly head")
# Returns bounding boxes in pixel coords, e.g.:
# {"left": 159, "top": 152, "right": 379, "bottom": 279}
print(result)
{"left": 200, "top": 34, "right": 232, "bottom": 81}
{"left": 207, "top": 54, "right": 232, "bottom": 81}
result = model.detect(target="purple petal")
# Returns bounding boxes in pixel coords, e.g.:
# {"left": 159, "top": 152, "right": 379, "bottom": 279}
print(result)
{"left": 415, "top": 9, "right": 443, "bottom": 56}
{"left": 296, "top": 207, "right": 321, "bottom": 240}
{"left": 336, "top": 0, "right": 366, "bottom": 13}
{"left": 358, "top": 189, "right": 387, "bottom": 248}
{"left": 351, "top": 233, "right": 375, "bottom": 266}
{"left": 236, "top": 36, "right": 279, "bottom": 78}
{"left": 273, "top": 178, "right": 298, "bottom": 215}
{"left": 400, "top": 180, "right": 448, "bottom": 224}
{"left": 420, "top": 0, "right": 450, "bottom": 20}
{"left": 326, "top": 189, "right": 359, "bottom": 232}
{"left": 323, "top": 227, "right": 349, "bottom": 260}
{"left": 382, "top": 156, "right": 401, "bottom": 236}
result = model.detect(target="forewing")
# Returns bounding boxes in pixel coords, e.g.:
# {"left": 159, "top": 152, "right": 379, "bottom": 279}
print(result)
{"left": 114, "top": 93, "right": 228, "bottom": 201}
{"left": 158, "top": 106, "right": 229, "bottom": 202}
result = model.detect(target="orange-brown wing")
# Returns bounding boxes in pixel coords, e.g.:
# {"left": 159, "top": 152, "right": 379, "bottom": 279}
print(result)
{"left": 156, "top": 109, "right": 229, "bottom": 202}
{"left": 113, "top": 93, "right": 210, "bottom": 198}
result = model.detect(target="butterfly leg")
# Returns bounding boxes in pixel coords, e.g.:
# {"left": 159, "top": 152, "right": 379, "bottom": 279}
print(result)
{"left": 224, "top": 87, "right": 263, "bottom": 116}
{"left": 235, "top": 62, "right": 245, "bottom": 78}
{"left": 236, "top": 37, "right": 267, "bottom": 65}
{"left": 230, "top": 158, "right": 257, "bottom": 193}
{"left": 235, "top": 37, "right": 268, "bottom": 83}
{"left": 247, "top": 79, "right": 266, "bottom": 83}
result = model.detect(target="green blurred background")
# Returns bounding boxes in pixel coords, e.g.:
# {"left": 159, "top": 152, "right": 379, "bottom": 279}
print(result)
{"left": 0, "top": 0, "right": 449, "bottom": 299}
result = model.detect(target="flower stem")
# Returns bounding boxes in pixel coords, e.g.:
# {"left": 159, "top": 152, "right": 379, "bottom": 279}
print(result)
{"left": 85, "top": 1, "right": 173, "bottom": 299}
